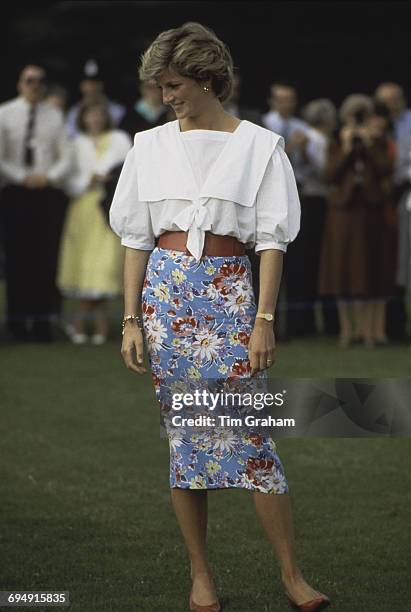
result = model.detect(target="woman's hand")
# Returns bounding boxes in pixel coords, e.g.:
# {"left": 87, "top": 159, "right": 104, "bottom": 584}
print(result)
{"left": 89, "top": 173, "right": 112, "bottom": 188}
{"left": 248, "top": 320, "right": 276, "bottom": 376}
{"left": 289, "top": 129, "right": 309, "bottom": 150}
{"left": 358, "top": 125, "right": 377, "bottom": 147}
{"left": 340, "top": 126, "right": 355, "bottom": 153}
{"left": 121, "top": 323, "right": 148, "bottom": 374}
{"left": 23, "top": 174, "right": 49, "bottom": 189}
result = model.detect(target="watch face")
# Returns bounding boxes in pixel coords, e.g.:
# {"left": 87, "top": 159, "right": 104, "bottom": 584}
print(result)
{"left": 257, "top": 313, "right": 273, "bottom": 321}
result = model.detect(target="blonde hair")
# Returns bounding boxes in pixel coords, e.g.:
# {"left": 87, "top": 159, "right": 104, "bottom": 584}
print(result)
{"left": 339, "top": 94, "right": 374, "bottom": 124}
{"left": 302, "top": 98, "right": 337, "bottom": 127}
{"left": 139, "top": 21, "right": 234, "bottom": 103}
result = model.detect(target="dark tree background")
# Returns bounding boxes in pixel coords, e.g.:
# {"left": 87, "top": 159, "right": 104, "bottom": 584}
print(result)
{"left": 2, "top": 1, "right": 411, "bottom": 112}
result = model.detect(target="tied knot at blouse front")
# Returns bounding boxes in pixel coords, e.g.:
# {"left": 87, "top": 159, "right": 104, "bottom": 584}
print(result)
{"left": 109, "top": 119, "right": 301, "bottom": 261}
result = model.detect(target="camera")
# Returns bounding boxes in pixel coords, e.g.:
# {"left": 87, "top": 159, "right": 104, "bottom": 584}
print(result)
{"left": 353, "top": 108, "right": 366, "bottom": 126}
{"left": 352, "top": 108, "right": 366, "bottom": 147}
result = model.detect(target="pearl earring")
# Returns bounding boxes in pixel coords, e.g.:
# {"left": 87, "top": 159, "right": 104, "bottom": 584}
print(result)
{"left": 203, "top": 86, "right": 209, "bottom": 92}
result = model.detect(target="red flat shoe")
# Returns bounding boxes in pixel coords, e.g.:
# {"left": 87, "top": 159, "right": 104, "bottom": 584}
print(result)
{"left": 189, "top": 588, "right": 221, "bottom": 612}
{"left": 285, "top": 590, "right": 330, "bottom": 611}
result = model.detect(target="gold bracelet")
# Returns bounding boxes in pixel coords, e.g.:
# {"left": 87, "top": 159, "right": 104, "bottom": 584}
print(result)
{"left": 121, "top": 314, "right": 143, "bottom": 335}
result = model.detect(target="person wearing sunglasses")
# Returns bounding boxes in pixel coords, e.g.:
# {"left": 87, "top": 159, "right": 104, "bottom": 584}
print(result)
{"left": 0, "top": 64, "right": 72, "bottom": 342}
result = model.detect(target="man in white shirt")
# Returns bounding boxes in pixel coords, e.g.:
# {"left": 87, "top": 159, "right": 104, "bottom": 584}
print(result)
{"left": 262, "top": 82, "right": 311, "bottom": 187}
{"left": 0, "top": 64, "right": 72, "bottom": 342}
{"left": 375, "top": 82, "right": 411, "bottom": 191}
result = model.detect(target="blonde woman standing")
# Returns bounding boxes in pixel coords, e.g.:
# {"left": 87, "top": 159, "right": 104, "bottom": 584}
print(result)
{"left": 110, "top": 22, "right": 330, "bottom": 612}
{"left": 57, "top": 100, "right": 131, "bottom": 344}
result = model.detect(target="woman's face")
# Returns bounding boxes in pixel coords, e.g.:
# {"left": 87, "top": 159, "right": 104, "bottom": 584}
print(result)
{"left": 157, "top": 69, "right": 211, "bottom": 119}
{"left": 83, "top": 106, "right": 107, "bottom": 134}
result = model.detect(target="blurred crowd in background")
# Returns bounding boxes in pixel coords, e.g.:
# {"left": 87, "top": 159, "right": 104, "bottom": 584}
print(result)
{"left": 0, "top": 59, "right": 410, "bottom": 349}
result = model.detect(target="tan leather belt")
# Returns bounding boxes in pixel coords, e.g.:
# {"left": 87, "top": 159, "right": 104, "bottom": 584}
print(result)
{"left": 157, "top": 231, "right": 246, "bottom": 256}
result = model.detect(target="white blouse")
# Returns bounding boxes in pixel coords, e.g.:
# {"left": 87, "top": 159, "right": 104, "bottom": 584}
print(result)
{"left": 109, "top": 119, "right": 301, "bottom": 261}
{"left": 64, "top": 129, "right": 132, "bottom": 198}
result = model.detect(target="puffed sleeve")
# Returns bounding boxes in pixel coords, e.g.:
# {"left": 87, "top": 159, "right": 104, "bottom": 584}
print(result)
{"left": 254, "top": 142, "right": 301, "bottom": 253}
{"left": 109, "top": 145, "right": 156, "bottom": 250}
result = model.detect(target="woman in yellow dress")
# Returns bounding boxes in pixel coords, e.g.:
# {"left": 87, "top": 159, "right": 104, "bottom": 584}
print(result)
{"left": 57, "top": 100, "right": 131, "bottom": 344}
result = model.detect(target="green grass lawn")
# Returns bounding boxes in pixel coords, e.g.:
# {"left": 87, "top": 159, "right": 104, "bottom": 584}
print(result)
{"left": 0, "top": 291, "right": 410, "bottom": 611}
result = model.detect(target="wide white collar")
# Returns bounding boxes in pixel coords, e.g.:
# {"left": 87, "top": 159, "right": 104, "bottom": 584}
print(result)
{"left": 135, "top": 119, "right": 283, "bottom": 206}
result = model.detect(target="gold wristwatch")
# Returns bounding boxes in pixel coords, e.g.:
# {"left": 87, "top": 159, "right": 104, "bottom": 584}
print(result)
{"left": 256, "top": 312, "right": 274, "bottom": 322}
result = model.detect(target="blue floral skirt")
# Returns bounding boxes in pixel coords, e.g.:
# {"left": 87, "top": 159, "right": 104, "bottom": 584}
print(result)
{"left": 141, "top": 247, "right": 288, "bottom": 494}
